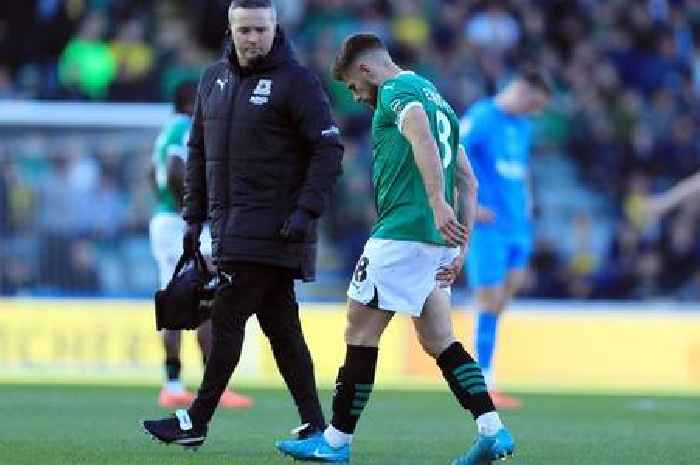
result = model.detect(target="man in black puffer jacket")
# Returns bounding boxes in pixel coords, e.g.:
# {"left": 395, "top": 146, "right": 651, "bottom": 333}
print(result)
{"left": 142, "top": 0, "right": 343, "bottom": 448}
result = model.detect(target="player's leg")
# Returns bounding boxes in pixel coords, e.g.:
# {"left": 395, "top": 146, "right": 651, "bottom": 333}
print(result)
{"left": 276, "top": 298, "right": 392, "bottom": 462}
{"left": 325, "top": 299, "right": 393, "bottom": 444}
{"left": 150, "top": 213, "right": 194, "bottom": 406}
{"left": 482, "top": 236, "right": 532, "bottom": 409}
{"left": 255, "top": 269, "right": 325, "bottom": 431}
{"left": 323, "top": 240, "right": 407, "bottom": 448}
{"left": 468, "top": 228, "right": 513, "bottom": 405}
{"left": 473, "top": 286, "right": 504, "bottom": 384}
{"left": 502, "top": 234, "right": 532, "bottom": 304}
{"left": 277, "top": 239, "right": 422, "bottom": 462}
{"left": 415, "top": 287, "right": 514, "bottom": 464}
{"left": 159, "top": 329, "right": 194, "bottom": 405}
{"left": 414, "top": 289, "right": 499, "bottom": 429}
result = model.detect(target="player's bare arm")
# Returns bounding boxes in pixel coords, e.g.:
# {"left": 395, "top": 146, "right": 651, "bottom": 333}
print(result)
{"left": 455, "top": 144, "right": 478, "bottom": 247}
{"left": 167, "top": 156, "right": 186, "bottom": 210}
{"left": 401, "top": 104, "right": 467, "bottom": 247}
{"left": 437, "top": 146, "right": 478, "bottom": 287}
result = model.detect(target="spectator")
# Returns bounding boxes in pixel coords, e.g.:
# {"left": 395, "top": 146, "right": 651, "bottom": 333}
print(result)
{"left": 0, "top": 66, "right": 17, "bottom": 98}
{"left": 58, "top": 13, "right": 116, "bottom": 99}
{"left": 108, "top": 18, "right": 156, "bottom": 101}
{"left": 465, "top": 1, "right": 520, "bottom": 54}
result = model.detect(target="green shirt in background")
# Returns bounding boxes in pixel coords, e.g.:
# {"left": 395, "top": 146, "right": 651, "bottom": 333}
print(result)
{"left": 152, "top": 114, "right": 190, "bottom": 215}
{"left": 58, "top": 39, "right": 117, "bottom": 99}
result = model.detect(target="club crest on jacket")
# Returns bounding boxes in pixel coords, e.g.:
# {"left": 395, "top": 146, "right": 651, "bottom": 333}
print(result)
{"left": 250, "top": 79, "right": 272, "bottom": 105}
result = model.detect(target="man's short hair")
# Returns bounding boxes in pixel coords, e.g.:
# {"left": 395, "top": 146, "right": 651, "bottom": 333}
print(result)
{"left": 519, "top": 64, "right": 554, "bottom": 95}
{"left": 229, "top": 0, "right": 275, "bottom": 9}
{"left": 332, "top": 33, "right": 386, "bottom": 81}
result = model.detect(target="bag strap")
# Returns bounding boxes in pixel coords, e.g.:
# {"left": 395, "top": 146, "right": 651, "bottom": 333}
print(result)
{"left": 194, "top": 250, "right": 210, "bottom": 276}
{"left": 168, "top": 250, "right": 210, "bottom": 287}
{"left": 169, "top": 253, "right": 190, "bottom": 285}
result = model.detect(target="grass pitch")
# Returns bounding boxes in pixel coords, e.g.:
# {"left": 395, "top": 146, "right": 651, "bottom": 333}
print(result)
{"left": 1, "top": 384, "right": 698, "bottom": 465}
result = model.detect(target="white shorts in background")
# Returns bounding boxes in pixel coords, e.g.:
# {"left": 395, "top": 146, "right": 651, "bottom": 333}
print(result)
{"left": 346, "top": 238, "right": 459, "bottom": 316}
{"left": 149, "top": 213, "right": 212, "bottom": 289}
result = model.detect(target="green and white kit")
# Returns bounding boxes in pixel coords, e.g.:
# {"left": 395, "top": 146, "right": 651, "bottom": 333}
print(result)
{"left": 347, "top": 71, "right": 460, "bottom": 315}
{"left": 149, "top": 114, "right": 211, "bottom": 288}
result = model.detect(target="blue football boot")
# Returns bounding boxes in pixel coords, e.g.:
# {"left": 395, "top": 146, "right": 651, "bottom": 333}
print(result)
{"left": 276, "top": 426, "right": 350, "bottom": 463}
{"left": 452, "top": 427, "right": 515, "bottom": 465}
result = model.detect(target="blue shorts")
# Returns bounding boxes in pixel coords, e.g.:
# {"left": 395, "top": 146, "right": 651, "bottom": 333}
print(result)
{"left": 466, "top": 227, "right": 532, "bottom": 288}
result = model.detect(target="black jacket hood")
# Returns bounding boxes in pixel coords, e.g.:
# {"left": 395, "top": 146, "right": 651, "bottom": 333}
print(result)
{"left": 224, "top": 26, "right": 296, "bottom": 74}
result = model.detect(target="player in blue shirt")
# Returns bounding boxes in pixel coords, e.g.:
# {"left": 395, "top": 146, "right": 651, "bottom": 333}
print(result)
{"left": 460, "top": 66, "right": 551, "bottom": 409}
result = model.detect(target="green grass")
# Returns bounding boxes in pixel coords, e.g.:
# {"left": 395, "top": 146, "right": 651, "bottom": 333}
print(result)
{"left": 1, "top": 384, "right": 698, "bottom": 465}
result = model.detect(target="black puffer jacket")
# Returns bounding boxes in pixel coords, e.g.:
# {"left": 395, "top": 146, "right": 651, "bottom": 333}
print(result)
{"left": 183, "top": 28, "right": 343, "bottom": 281}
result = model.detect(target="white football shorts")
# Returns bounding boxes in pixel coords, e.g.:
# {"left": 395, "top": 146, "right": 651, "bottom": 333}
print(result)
{"left": 346, "top": 238, "right": 459, "bottom": 316}
{"left": 149, "top": 212, "right": 212, "bottom": 289}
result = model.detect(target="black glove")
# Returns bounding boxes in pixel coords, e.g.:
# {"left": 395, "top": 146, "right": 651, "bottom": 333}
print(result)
{"left": 183, "top": 222, "right": 203, "bottom": 257}
{"left": 280, "top": 208, "right": 314, "bottom": 242}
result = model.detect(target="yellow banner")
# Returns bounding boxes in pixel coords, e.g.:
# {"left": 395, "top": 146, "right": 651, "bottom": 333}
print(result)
{"left": 1, "top": 300, "right": 699, "bottom": 393}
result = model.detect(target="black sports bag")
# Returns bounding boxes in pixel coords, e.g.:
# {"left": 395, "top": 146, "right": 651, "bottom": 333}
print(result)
{"left": 154, "top": 251, "right": 215, "bottom": 330}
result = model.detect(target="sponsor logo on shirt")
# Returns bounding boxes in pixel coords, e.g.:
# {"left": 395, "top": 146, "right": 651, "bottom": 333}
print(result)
{"left": 495, "top": 160, "right": 527, "bottom": 180}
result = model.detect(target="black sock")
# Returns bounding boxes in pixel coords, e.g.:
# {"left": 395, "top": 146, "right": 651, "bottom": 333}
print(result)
{"left": 331, "top": 345, "right": 378, "bottom": 434}
{"left": 436, "top": 342, "right": 495, "bottom": 419}
{"left": 165, "top": 357, "right": 181, "bottom": 382}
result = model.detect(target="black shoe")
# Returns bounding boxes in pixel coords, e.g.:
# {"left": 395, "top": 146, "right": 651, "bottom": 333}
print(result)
{"left": 142, "top": 409, "right": 207, "bottom": 451}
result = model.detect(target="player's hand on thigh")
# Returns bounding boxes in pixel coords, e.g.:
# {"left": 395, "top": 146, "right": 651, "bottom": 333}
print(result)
{"left": 436, "top": 266, "right": 454, "bottom": 288}
{"left": 436, "top": 252, "right": 465, "bottom": 288}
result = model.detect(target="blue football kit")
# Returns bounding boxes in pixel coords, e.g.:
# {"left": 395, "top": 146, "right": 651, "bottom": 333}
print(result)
{"left": 460, "top": 98, "right": 533, "bottom": 288}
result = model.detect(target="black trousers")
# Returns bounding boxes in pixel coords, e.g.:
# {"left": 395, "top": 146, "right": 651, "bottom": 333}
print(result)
{"left": 188, "top": 263, "right": 325, "bottom": 429}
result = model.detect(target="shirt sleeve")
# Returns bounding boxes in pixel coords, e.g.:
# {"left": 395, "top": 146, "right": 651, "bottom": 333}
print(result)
{"left": 183, "top": 70, "right": 213, "bottom": 224}
{"left": 286, "top": 67, "right": 344, "bottom": 217}
{"left": 379, "top": 79, "right": 424, "bottom": 134}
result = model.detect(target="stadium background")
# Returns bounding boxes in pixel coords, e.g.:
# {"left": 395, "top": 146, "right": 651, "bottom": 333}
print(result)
{"left": 1, "top": 0, "right": 699, "bottom": 402}
{"left": 4, "top": 0, "right": 700, "bottom": 301}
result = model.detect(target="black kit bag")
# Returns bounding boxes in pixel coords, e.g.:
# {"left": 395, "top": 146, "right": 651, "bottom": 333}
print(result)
{"left": 154, "top": 250, "right": 215, "bottom": 330}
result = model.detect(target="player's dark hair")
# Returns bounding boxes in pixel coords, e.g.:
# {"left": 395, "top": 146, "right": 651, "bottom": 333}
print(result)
{"left": 229, "top": 0, "right": 275, "bottom": 9}
{"left": 332, "top": 33, "right": 386, "bottom": 81}
{"left": 519, "top": 64, "right": 554, "bottom": 95}
{"left": 174, "top": 80, "right": 198, "bottom": 115}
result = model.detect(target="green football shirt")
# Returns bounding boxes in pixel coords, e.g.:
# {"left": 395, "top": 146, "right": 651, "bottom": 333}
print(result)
{"left": 369, "top": 71, "right": 460, "bottom": 245}
{"left": 152, "top": 114, "right": 190, "bottom": 215}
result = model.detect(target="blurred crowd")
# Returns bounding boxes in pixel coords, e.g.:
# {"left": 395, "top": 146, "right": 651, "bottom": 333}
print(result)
{"left": 2, "top": 0, "right": 700, "bottom": 300}
{"left": 0, "top": 130, "right": 155, "bottom": 295}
